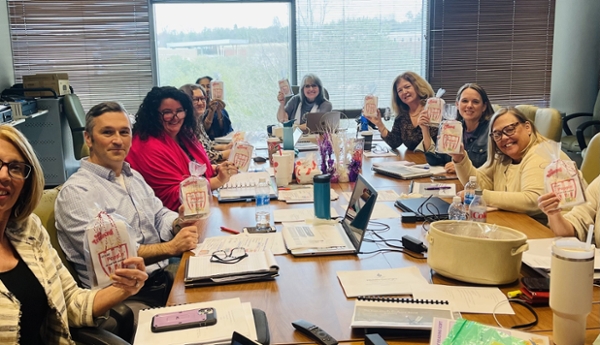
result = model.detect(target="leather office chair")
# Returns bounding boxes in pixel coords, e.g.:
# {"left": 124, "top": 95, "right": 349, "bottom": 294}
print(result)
{"left": 63, "top": 94, "right": 89, "bottom": 160}
{"left": 33, "top": 188, "right": 132, "bottom": 345}
{"left": 580, "top": 133, "right": 600, "bottom": 184}
{"left": 515, "top": 105, "right": 538, "bottom": 123}
{"left": 534, "top": 107, "right": 563, "bottom": 142}
{"left": 561, "top": 90, "right": 600, "bottom": 152}
{"left": 515, "top": 105, "right": 562, "bottom": 142}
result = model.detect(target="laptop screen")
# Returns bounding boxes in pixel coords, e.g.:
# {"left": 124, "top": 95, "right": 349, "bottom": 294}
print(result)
{"left": 342, "top": 174, "right": 378, "bottom": 249}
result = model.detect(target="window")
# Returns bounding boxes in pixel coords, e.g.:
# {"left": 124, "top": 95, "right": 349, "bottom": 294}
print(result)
{"left": 8, "top": 0, "right": 153, "bottom": 113}
{"left": 428, "top": 0, "right": 555, "bottom": 107}
{"left": 154, "top": 0, "right": 427, "bottom": 131}
{"left": 296, "top": 0, "right": 427, "bottom": 111}
{"left": 154, "top": 2, "right": 291, "bottom": 132}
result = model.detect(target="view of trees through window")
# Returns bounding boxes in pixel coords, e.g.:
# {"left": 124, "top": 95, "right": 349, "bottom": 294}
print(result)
{"left": 154, "top": 1, "right": 425, "bottom": 132}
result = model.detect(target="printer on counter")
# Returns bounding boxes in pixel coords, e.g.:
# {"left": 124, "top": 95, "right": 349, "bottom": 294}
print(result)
{"left": 0, "top": 105, "right": 13, "bottom": 124}
{"left": 7, "top": 99, "right": 38, "bottom": 118}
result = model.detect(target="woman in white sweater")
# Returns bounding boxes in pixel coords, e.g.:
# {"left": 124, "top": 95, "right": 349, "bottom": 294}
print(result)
{"left": 450, "top": 107, "right": 573, "bottom": 223}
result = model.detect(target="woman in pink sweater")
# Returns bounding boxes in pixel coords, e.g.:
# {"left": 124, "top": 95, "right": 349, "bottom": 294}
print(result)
{"left": 127, "top": 86, "right": 236, "bottom": 211}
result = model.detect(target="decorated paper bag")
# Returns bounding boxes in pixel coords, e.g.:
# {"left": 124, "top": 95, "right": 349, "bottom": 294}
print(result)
{"left": 436, "top": 105, "right": 462, "bottom": 154}
{"left": 231, "top": 131, "right": 246, "bottom": 143}
{"left": 363, "top": 94, "right": 378, "bottom": 117}
{"left": 210, "top": 80, "right": 224, "bottom": 100}
{"left": 84, "top": 210, "right": 136, "bottom": 289}
{"left": 424, "top": 88, "right": 446, "bottom": 126}
{"left": 228, "top": 141, "right": 254, "bottom": 172}
{"left": 278, "top": 79, "right": 293, "bottom": 97}
{"left": 180, "top": 161, "right": 211, "bottom": 219}
{"left": 537, "top": 141, "right": 586, "bottom": 208}
{"left": 295, "top": 153, "right": 322, "bottom": 184}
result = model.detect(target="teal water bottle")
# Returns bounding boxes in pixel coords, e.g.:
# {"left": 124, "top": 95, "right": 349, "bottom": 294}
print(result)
{"left": 314, "top": 174, "right": 331, "bottom": 219}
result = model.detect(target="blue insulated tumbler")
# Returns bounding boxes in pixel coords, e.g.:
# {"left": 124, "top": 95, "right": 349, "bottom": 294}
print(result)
{"left": 313, "top": 174, "right": 331, "bottom": 219}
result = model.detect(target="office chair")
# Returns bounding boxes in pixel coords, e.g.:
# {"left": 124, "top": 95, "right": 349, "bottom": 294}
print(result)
{"left": 33, "top": 188, "right": 133, "bottom": 345}
{"left": 514, "top": 105, "right": 562, "bottom": 142}
{"left": 561, "top": 90, "right": 600, "bottom": 153}
{"left": 63, "top": 94, "right": 88, "bottom": 160}
{"left": 580, "top": 133, "right": 600, "bottom": 184}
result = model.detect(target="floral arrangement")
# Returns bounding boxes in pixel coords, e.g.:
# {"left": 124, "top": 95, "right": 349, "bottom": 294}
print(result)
{"left": 317, "top": 129, "right": 363, "bottom": 183}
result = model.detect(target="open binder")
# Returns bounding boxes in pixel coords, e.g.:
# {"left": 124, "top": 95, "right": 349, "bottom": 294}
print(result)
{"left": 184, "top": 250, "right": 279, "bottom": 287}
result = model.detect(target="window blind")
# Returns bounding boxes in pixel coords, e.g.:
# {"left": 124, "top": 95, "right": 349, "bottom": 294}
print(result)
{"left": 428, "top": 0, "right": 555, "bottom": 107}
{"left": 8, "top": 0, "right": 153, "bottom": 113}
{"left": 295, "top": 0, "right": 427, "bottom": 111}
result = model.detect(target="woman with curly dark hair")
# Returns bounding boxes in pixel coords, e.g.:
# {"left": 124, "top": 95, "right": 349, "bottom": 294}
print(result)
{"left": 126, "top": 86, "right": 236, "bottom": 211}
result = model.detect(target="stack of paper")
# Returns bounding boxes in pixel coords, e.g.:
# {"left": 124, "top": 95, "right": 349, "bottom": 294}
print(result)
{"left": 273, "top": 208, "right": 340, "bottom": 222}
{"left": 277, "top": 187, "right": 339, "bottom": 203}
{"left": 134, "top": 298, "right": 257, "bottom": 345}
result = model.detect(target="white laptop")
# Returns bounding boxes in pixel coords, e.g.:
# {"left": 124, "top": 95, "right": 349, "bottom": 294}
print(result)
{"left": 281, "top": 174, "right": 378, "bottom": 256}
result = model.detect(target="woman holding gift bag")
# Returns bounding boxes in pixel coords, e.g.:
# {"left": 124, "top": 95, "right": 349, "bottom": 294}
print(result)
{"left": 426, "top": 83, "right": 494, "bottom": 172}
{"left": 179, "top": 83, "right": 232, "bottom": 164}
{"left": 450, "top": 107, "right": 574, "bottom": 223}
{"left": 127, "top": 86, "right": 237, "bottom": 211}
{"left": 366, "top": 71, "right": 437, "bottom": 151}
{"left": 276, "top": 73, "right": 332, "bottom": 127}
{"left": 0, "top": 125, "right": 148, "bottom": 344}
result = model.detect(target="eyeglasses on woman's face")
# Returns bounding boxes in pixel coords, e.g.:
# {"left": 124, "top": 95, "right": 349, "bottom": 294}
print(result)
{"left": 0, "top": 160, "right": 32, "bottom": 180}
{"left": 490, "top": 122, "right": 521, "bottom": 141}
{"left": 160, "top": 109, "right": 186, "bottom": 122}
{"left": 192, "top": 96, "right": 207, "bottom": 104}
{"left": 304, "top": 84, "right": 318, "bottom": 89}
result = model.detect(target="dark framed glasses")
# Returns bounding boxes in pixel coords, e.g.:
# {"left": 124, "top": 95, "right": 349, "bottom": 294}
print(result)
{"left": 160, "top": 109, "right": 186, "bottom": 122}
{"left": 489, "top": 122, "right": 520, "bottom": 141}
{"left": 210, "top": 247, "right": 248, "bottom": 264}
{"left": 0, "top": 160, "right": 32, "bottom": 180}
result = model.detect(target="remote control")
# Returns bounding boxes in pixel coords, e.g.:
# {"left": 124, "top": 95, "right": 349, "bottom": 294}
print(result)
{"left": 291, "top": 319, "right": 338, "bottom": 345}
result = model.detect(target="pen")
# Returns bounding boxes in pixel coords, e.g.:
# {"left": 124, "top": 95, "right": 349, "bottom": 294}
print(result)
{"left": 220, "top": 226, "right": 240, "bottom": 235}
{"left": 424, "top": 186, "right": 452, "bottom": 190}
{"left": 413, "top": 165, "right": 430, "bottom": 170}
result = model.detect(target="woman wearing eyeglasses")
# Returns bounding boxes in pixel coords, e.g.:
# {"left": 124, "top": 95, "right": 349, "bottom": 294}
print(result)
{"left": 179, "top": 84, "right": 232, "bottom": 164}
{"left": 0, "top": 125, "right": 148, "bottom": 344}
{"left": 276, "top": 73, "right": 332, "bottom": 128}
{"left": 450, "top": 107, "right": 573, "bottom": 223}
{"left": 365, "top": 71, "right": 436, "bottom": 151}
{"left": 126, "top": 86, "right": 236, "bottom": 211}
{"left": 425, "top": 83, "right": 493, "bottom": 172}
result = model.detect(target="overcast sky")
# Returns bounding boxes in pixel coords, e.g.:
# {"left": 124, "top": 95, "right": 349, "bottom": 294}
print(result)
{"left": 154, "top": 1, "right": 422, "bottom": 33}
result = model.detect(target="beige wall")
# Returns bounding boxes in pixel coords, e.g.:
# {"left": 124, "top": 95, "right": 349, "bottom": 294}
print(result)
{"left": 0, "top": 0, "right": 14, "bottom": 90}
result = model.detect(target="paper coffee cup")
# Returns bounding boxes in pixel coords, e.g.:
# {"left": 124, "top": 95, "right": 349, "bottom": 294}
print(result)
{"left": 272, "top": 153, "right": 293, "bottom": 187}
{"left": 267, "top": 138, "right": 280, "bottom": 163}
{"left": 273, "top": 127, "right": 283, "bottom": 140}
{"left": 282, "top": 150, "right": 295, "bottom": 183}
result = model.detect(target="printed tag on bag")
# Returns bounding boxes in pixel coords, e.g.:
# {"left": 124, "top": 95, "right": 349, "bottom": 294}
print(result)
{"left": 229, "top": 141, "right": 254, "bottom": 172}
{"left": 544, "top": 159, "right": 586, "bottom": 209}
{"left": 437, "top": 120, "right": 463, "bottom": 154}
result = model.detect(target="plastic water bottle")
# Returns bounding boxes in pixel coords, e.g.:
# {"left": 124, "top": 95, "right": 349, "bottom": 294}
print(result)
{"left": 468, "top": 189, "right": 487, "bottom": 223}
{"left": 255, "top": 178, "right": 271, "bottom": 230}
{"left": 383, "top": 107, "right": 391, "bottom": 121}
{"left": 464, "top": 176, "right": 478, "bottom": 206}
{"left": 448, "top": 196, "right": 467, "bottom": 220}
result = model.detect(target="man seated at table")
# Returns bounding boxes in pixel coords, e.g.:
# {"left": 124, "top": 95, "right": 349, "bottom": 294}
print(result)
{"left": 55, "top": 101, "right": 203, "bottom": 306}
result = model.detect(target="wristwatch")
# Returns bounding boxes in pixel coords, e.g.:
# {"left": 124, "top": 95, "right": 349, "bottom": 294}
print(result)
{"left": 173, "top": 217, "right": 183, "bottom": 234}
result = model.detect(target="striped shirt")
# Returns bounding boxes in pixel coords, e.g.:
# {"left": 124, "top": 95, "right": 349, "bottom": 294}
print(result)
{"left": 56, "top": 159, "right": 178, "bottom": 288}
{"left": 1, "top": 215, "right": 98, "bottom": 345}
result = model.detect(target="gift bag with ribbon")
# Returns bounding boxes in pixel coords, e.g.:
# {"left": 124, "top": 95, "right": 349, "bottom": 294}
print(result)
{"left": 84, "top": 208, "right": 137, "bottom": 289}
{"left": 537, "top": 141, "right": 586, "bottom": 209}
{"left": 436, "top": 104, "right": 462, "bottom": 154}
{"left": 180, "top": 161, "right": 211, "bottom": 220}
{"left": 295, "top": 153, "right": 322, "bottom": 184}
{"left": 425, "top": 88, "right": 446, "bottom": 126}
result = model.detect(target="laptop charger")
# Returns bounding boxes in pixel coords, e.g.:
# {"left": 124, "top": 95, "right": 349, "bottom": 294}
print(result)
{"left": 401, "top": 212, "right": 418, "bottom": 223}
{"left": 402, "top": 235, "right": 428, "bottom": 253}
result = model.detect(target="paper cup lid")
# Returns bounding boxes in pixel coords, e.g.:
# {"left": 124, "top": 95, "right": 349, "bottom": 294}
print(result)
{"left": 552, "top": 238, "right": 595, "bottom": 260}
{"left": 360, "top": 131, "right": 373, "bottom": 136}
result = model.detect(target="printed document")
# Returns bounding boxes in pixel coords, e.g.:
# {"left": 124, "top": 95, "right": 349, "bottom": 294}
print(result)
{"left": 273, "top": 208, "right": 340, "bottom": 222}
{"left": 412, "top": 285, "right": 514, "bottom": 314}
{"left": 337, "top": 266, "right": 429, "bottom": 297}
{"left": 193, "top": 233, "right": 286, "bottom": 256}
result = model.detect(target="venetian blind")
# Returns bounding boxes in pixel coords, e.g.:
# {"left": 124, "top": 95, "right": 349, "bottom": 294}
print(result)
{"left": 295, "top": 0, "right": 428, "bottom": 110}
{"left": 428, "top": 0, "right": 555, "bottom": 107}
{"left": 8, "top": 0, "right": 153, "bottom": 113}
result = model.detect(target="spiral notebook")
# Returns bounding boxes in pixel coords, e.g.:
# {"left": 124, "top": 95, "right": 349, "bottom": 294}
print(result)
{"left": 351, "top": 296, "right": 456, "bottom": 330}
{"left": 217, "top": 171, "right": 278, "bottom": 203}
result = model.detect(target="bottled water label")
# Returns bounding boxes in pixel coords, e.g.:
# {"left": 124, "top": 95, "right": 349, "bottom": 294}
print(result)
{"left": 256, "top": 194, "right": 269, "bottom": 207}
{"left": 464, "top": 193, "right": 475, "bottom": 205}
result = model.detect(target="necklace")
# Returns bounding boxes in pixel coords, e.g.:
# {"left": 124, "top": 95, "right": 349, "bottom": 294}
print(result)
{"left": 409, "top": 105, "right": 423, "bottom": 117}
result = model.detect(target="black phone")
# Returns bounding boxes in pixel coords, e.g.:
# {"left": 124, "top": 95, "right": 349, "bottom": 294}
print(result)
{"left": 151, "top": 307, "right": 217, "bottom": 333}
{"left": 231, "top": 331, "right": 262, "bottom": 345}
{"left": 521, "top": 277, "right": 550, "bottom": 292}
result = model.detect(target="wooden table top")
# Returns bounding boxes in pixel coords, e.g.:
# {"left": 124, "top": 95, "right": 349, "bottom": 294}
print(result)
{"left": 167, "top": 147, "right": 600, "bottom": 344}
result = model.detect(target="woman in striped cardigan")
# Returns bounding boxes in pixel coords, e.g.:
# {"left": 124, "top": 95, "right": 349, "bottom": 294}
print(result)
{"left": 0, "top": 125, "right": 148, "bottom": 345}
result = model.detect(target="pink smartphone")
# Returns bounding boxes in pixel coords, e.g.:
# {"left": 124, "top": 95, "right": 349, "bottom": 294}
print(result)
{"left": 151, "top": 307, "right": 217, "bottom": 333}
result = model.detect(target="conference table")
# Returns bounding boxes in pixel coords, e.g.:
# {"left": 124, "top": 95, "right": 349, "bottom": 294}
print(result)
{"left": 167, "top": 146, "right": 600, "bottom": 344}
